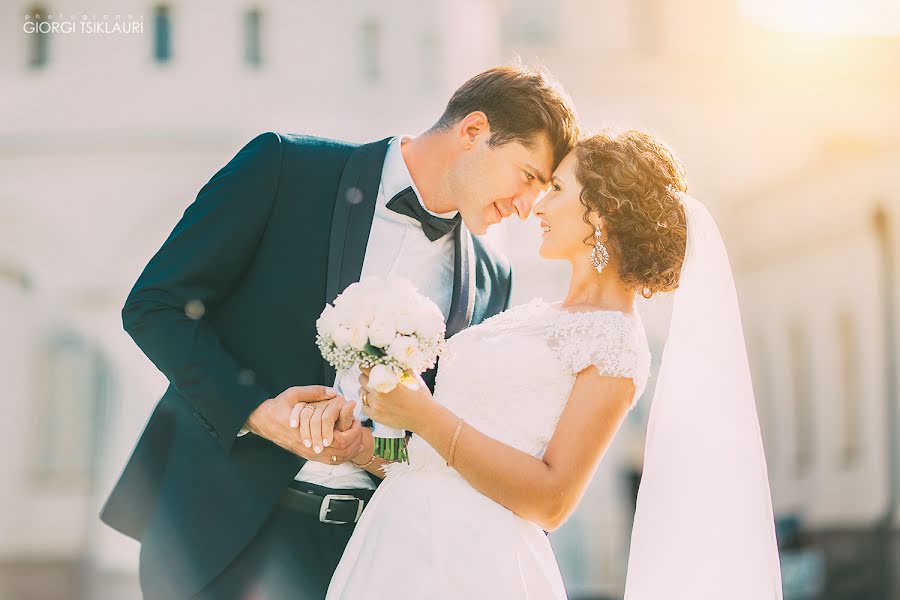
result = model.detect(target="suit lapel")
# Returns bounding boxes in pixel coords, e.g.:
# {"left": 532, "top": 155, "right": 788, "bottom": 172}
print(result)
{"left": 324, "top": 137, "right": 391, "bottom": 384}
{"left": 445, "top": 225, "right": 477, "bottom": 338}
{"left": 323, "top": 140, "right": 485, "bottom": 384}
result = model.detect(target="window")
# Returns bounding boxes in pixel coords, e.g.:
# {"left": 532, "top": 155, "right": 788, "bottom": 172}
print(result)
{"left": 31, "top": 332, "right": 110, "bottom": 487}
{"left": 244, "top": 7, "right": 263, "bottom": 68}
{"left": 26, "top": 5, "right": 49, "bottom": 69}
{"left": 789, "top": 322, "right": 813, "bottom": 475}
{"left": 0, "top": 263, "right": 30, "bottom": 291}
{"left": 153, "top": 4, "right": 172, "bottom": 63}
{"left": 632, "top": 0, "right": 663, "bottom": 55}
{"left": 837, "top": 312, "right": 861, "bottom": 467}
{"left": 361, "top": 19, "right": 380, "bottom": 83}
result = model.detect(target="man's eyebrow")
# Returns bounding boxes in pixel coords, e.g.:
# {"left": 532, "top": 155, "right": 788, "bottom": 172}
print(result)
{"left": 525, "top": 163, "right": 549, "bottom": 186}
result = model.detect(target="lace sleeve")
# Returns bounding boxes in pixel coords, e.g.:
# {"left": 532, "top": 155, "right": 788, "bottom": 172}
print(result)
{"left": 547, "top": 311, "right": 651, "bottom": 407}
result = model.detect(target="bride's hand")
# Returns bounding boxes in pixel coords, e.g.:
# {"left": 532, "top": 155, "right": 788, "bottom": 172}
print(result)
{"left": 358, "top": 368, "right": 433, "bottom": 431}
{"left": 288, "top": 394, "right": 357, "bottom": 455}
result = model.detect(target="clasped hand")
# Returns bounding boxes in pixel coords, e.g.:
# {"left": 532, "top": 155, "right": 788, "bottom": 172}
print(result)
{"left": 245, "top": 385, "right": 364, "bottom": 464}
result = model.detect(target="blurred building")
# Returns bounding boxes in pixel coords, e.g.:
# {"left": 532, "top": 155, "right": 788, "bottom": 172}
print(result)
{"left": 731, "top": 144, "right": 900, "bottom": 598}
{"left": 2, "top": 0, "right": 899, "bottom": 599}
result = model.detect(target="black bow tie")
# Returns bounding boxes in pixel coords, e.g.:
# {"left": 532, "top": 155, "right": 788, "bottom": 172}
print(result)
{"left": 386, "top": 186, "right": 461, "bottom": 242}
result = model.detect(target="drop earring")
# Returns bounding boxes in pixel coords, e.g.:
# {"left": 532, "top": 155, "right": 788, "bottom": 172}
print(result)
{"left": 590, "top": 225, "right": 609, "bottom": 274}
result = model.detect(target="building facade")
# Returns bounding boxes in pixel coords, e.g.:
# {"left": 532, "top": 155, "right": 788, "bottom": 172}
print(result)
{"left": 2, "top": 0, "right": 899, "bottom": 598}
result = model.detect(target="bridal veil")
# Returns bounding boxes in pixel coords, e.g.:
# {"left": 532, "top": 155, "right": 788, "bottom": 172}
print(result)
{"left": 624, "top": 193, "right": 783, "bottom": 599}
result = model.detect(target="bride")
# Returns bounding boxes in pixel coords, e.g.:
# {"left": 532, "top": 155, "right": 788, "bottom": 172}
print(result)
{"left": 325, "top": 130, "right": 782, "bottom": 599}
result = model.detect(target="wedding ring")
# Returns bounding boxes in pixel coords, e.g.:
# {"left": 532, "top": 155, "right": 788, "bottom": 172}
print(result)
{"left": 361, "top": 390, "right": 369, "bottom": 407}
{"left": 331, "top": 455, "right": 338, "bottom": 463}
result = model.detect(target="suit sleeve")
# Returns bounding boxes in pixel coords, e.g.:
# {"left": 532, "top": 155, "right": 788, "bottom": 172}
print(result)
{"left": 122, "top": 131, "right": 282, "bottom": 453}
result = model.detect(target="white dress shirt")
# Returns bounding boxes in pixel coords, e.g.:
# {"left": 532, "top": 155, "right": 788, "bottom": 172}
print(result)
{"left": 294, "top": 135, "right": 457, "bottom": 490}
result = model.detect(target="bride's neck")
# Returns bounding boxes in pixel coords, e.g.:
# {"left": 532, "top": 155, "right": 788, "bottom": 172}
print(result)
{"left": 401, "top": 134, "right": 458, "bottom": 215}
{"left": 563, "top": 258, "right": 634, "bottom": 313}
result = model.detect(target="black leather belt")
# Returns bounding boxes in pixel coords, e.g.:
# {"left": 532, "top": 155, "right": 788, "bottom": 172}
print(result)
{"left": 279, "top": 480, "right": 375, "bottom": 525}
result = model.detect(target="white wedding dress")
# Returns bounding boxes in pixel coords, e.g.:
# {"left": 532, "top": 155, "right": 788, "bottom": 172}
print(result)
{"left": 326, "top": 298, "right": 651, "bottom": 599}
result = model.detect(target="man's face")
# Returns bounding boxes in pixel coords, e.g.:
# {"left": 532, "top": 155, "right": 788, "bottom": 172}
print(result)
{"left": 454, "top": 132, "right": 555, "bottom": 234}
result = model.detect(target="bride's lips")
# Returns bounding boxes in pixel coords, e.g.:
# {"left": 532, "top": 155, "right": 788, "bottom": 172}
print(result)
{"left": 539, "top": 220, "right": 551, "bottom": 237}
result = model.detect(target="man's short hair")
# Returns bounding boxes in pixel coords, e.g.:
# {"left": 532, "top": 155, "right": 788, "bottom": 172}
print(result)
{"left": 433, "top": 65, "right": 580, "bottom": 168}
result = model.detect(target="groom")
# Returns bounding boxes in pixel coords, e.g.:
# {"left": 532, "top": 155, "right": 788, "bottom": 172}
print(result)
{"left": 101, "top": 65, "right": 579, "bottom": 600}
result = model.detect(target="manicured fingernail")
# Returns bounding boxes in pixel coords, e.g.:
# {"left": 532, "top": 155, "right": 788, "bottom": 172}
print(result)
{"left": 327, "top": 387, "right": 337, "bottom": 396}
{"left": 314, "top": 445, "right": 322, "bottom": 454}
{"left": 324, "top": 439, "right": 331, "bottom": 447}
{"left": 304, "top": 439, "right": 311, "bottom": 448}
{"left": 290, "top": 419, "right": 298, "bottom": 428}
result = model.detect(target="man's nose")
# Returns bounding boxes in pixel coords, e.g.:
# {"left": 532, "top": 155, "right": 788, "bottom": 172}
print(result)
{"left": 512, "top": 191, "right": 538, "bottom": 220}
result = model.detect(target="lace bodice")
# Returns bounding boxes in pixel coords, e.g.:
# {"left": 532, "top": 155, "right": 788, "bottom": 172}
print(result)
{"left": 391, "top": 298, "right": 651, "bottom": 476}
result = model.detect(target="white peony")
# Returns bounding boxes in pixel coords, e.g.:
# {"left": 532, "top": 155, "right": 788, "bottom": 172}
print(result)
{"left": 330, "top": 326, "right": 354, "bottom": 348}
{"left": 347, "top": 300, "right": 376, "bottom": 327}
{"left": 316, "top": 304, "right": 340, "bottom": 337}
{"left": 348, "top": 323, "right": 369, "bottom": 350}
{"left": 414, "top": 309, "right": 445, "bottom": 338}
{"left": 394, "top": 307, "right": 419, "bottom": 336}
{"left": 368, "top": 364, "right": 402, "bottom": 393}
{"left": 367, "top": 318, "right": 398, "bottom": 348}
{"left": 388, "top": 335, "right": 426, "bottom": 371}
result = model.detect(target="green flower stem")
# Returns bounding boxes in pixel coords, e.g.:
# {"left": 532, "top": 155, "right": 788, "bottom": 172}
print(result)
{"left": 373, "top": 436, "right": 409, "bottom": 464}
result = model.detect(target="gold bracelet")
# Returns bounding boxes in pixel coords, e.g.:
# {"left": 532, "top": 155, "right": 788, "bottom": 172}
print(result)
{"left": 447, "top": 419, "right": 464, "bottom": 467}
{"left": 351, "top": 454, "right": 377, "bottom": 469}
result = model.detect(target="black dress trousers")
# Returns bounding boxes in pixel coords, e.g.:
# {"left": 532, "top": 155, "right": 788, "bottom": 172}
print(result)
{"left": 191, "top": 501, "right": 357, "bottom": 600}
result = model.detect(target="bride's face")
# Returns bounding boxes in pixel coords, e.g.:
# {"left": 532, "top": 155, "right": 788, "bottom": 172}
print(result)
{"left": 533, "top": 152, "right": 595, "bottom": 261}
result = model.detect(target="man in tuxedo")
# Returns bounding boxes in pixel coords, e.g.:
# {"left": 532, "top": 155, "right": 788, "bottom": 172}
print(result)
{"left": 101, "top": 65, "right": 579, "bottom": 600}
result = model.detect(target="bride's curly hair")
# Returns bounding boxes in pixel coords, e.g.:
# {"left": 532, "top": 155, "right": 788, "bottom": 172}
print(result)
{"left": 573, "top": 130, "right": 688, "bottom": 298}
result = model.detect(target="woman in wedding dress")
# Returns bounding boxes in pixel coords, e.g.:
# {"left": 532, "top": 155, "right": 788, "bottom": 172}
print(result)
{"left": 326, "top": 130, "right": 781, "bottom": 599}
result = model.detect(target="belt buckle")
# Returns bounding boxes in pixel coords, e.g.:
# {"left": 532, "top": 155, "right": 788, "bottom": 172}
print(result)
{"left": 319, "top": 494, "right": 364, "bottom": 524}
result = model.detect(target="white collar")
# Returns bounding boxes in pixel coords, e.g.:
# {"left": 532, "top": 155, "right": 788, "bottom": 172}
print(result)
{"left": 380, "top": 135, "right": 459, "bottom": 219}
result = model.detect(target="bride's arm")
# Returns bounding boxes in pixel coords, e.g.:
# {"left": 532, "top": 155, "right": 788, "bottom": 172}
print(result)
{"left": 364, "top": 367, "right": 635, "bottom": 531}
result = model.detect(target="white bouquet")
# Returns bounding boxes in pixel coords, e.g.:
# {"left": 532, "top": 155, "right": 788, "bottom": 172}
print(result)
{"left": 315, "top": 276, "right": 445, "bottom": 463}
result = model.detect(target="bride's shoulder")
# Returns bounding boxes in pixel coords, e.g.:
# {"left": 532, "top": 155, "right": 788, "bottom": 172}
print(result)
{"left": 545, "top": 306, "right": 651, "bottom": 384}
{"left": 547, "top": 305, "right": 643, "bottom": 338}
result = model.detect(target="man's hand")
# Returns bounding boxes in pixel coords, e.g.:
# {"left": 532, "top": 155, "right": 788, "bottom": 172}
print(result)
{"left": 245, "top": 386, "right": 364, "bottom": 464}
